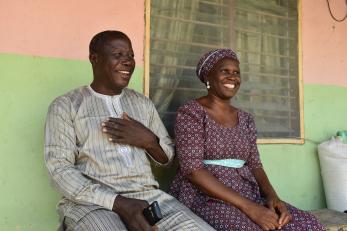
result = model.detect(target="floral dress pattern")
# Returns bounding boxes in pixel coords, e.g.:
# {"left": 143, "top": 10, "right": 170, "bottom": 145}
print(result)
{"left": 169, "top": 100, "right": 325, "bottom": 231}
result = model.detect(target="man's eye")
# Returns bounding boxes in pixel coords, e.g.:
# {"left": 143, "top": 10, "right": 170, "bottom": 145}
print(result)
{"left": 112, "top": 53, "right": 122, "bottom": 57}
{"left": 112, "top": 53, "right": 134, "bottom": 59}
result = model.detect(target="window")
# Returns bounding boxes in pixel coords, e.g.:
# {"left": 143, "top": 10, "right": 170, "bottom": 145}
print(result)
{"left": 145, "top": 0, "right": 303, "bottom": 143}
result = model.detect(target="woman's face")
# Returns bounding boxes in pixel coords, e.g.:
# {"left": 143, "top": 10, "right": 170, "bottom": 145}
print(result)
{"left": 206, "top": 58, "right": 241, "bottom": 100}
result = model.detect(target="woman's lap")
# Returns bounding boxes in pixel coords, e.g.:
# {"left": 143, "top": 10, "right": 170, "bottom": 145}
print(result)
{"left": 192, "top": 200, "right": 325, "bottom": 231}
{"left": 283, "top": 203, "right": 325, "bottom": 231}
{"left": 193, "top": 200, "right": 261, "bottom": 231}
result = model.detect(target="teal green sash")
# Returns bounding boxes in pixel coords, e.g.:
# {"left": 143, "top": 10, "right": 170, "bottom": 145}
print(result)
{"left": 203, "top": 159, "right": 245, "bottom": 168}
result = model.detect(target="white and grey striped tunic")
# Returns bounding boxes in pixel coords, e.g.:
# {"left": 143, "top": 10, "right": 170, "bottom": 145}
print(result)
{"left": 44, "top": 86, "right": 214, "bottom": 230}
{"left": 45, "top": 85, "right": 170, "bottom": 212}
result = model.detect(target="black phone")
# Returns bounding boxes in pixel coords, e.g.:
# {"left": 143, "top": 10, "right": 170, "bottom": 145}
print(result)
{"left": 142, "top": 201, "right": 163, "bottom": 226}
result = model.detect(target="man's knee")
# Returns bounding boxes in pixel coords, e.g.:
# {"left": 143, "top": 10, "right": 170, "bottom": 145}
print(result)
{"left": 64, "top": 209, "right": 126, "bottom": 231}
{"left": 158, "top": 209, "right": 214, "bottom": 231}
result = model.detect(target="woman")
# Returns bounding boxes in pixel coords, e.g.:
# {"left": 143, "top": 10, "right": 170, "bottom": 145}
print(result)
{"left": 169, "top": 49, "right": 325, "bottom": 231}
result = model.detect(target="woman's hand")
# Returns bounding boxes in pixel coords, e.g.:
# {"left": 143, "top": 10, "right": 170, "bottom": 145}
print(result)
{"left": 188, "top": 169, "right": 278, "bottom": 230}
{"left": 252, "top": 168, "right": 292, "bottom": 229}
{"left": 266, "top": 195, "right": 292, "bottom": 229}
{"left": 243, "top": 201, "right": 280, "bottom": 231}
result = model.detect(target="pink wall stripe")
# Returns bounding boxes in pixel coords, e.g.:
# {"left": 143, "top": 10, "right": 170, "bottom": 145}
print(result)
{"left": 1, "top": 0, "right": 346, "bottom": 87}
{"left": 0, "top": 0, "right": 145, "bottom": 66}
{"left": 302, "top": 0, "right": 347, "bottom": 87}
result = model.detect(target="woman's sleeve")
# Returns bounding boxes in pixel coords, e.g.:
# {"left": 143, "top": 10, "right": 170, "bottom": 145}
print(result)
{"left": 174, "top": 105, "right": 205, "bottom": 176}
{"left": 246, "top": 114, "right": 263, "bottom": 170}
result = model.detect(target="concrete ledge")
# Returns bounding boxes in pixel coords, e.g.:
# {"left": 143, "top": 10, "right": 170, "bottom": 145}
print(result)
{"left": 312, "top": 209, "right": 347, "bottom": 231}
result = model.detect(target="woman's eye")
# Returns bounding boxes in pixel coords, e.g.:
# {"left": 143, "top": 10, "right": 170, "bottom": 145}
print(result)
{"left": 221, "top": 70, "right": 240, "bottom": 76}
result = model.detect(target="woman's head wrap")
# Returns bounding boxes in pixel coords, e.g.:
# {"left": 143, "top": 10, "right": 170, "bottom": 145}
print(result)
{"left": 196, "top": 48, "right": 239, "bottom": 83}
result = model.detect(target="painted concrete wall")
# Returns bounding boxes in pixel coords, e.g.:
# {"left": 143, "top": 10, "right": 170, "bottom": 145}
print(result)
{"left": 0, "top": 0, "right": 346, "bottom": 230}
{"left": 0, "top": 0, "right": 145, "bottom": 63}
{"left": 302, "top": 0, "right": 347, "bottom": 87}
{"left": 0, "top": 1, "right": 145, "bottom": 230}
{"left": 261, "top": 0, "right": 347, "bottom": 210}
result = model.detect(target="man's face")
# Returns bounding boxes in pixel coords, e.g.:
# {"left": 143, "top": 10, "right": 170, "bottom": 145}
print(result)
{"left": 92, "top": 37, "right": 135, "bottom": 94}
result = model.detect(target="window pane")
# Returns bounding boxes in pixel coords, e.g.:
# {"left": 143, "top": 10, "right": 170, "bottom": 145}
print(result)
{"left": 149, "top": 0, "right": 300, "bottom": 140}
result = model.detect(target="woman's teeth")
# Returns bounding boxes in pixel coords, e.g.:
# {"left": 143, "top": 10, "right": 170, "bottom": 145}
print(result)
{"left": 118, "top": 70, "right": 130, "bottom": 74}
{"left": 224, "top": 84, "right": 235, "bottom": 89}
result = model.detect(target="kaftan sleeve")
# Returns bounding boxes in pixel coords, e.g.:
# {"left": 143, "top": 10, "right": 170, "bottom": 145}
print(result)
{"left": 44, "top": 97, "right": 117, "bottom": 211}
{"left": 145, "top": 100, "right": 175, "bottom": 166}
{"left": 174, "top": 103, "right": 205, "bottom": 176}
{"left": 246, "top": 113, "right": 263, "bottom": 170}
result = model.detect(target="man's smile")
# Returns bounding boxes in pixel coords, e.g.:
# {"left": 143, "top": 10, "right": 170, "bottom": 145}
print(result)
{"left": 117, "top": 70, "right": 130, "bottom": 74}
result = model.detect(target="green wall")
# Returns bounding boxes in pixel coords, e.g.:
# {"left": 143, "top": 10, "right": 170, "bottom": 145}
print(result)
{"left": 260, "top": 85, "right": 347, "bottom": 210}
{"left": 0, "top": 53, "right": 346, "bottom": 230}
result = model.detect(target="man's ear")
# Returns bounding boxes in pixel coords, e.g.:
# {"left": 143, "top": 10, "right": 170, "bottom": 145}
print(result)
{"left": 89, "top": 53, "right": 98, "bottom": 65}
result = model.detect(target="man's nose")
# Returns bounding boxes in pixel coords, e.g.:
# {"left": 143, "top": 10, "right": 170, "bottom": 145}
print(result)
{"left": 120, "top": 56, "right": 133, "bottom": 65}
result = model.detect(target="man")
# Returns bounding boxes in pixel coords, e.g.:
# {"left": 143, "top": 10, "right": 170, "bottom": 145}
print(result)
{"left": 44, "top": 30, "right": 214, "bottom": 231}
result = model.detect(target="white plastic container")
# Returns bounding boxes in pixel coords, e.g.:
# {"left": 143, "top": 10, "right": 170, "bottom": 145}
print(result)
{"left": 318, "top": 137, "right": 347, "bottom": 212}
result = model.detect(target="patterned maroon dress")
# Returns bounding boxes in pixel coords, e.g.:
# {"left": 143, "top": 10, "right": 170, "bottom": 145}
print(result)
{"left": 169, "top": 100, "right": 325, "bottom": 231}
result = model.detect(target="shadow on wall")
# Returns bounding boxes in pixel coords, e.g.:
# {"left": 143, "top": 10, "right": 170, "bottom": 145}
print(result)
{"left": 151, "top": 157, "right": 179, "bottom": 191}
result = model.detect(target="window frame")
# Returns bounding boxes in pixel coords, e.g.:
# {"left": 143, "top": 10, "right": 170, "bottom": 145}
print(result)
{"left": 144, "top": 0, "right": 304, "bottom": 144}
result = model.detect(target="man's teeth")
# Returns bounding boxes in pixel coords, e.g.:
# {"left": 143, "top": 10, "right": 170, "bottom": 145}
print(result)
{"left": 224, "top": 84, "right": 235, "bottom": 89}
{"left": 118, "top": 70, "right": 130, "bottom": 74}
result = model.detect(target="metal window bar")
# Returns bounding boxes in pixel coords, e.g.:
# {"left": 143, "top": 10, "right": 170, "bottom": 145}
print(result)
{"left": 149, "top": 0, "right": 300, "bottom": 140}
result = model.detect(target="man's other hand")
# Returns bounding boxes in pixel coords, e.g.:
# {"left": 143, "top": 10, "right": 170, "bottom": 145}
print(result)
{"left": 112, "top": 195, "right": 157, "bottom": 231}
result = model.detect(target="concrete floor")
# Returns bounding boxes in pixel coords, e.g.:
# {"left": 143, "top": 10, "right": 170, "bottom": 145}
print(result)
{"left": 312, "top": 209, "right": 347, "bottom": 231}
